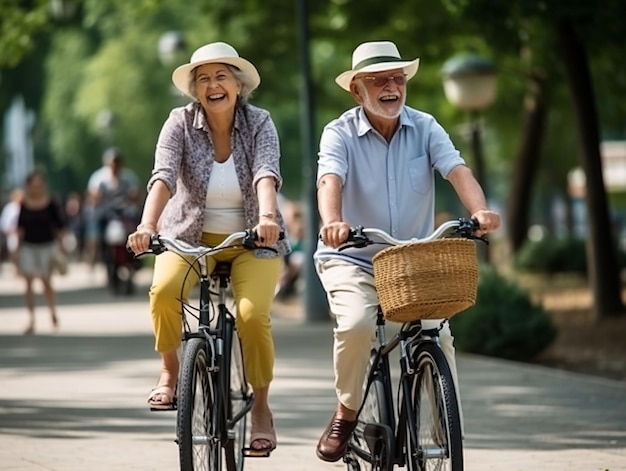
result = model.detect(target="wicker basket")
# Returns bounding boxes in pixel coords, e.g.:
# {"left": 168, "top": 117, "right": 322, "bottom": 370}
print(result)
{"left": 372, "top": 239, "right": 479, "bottom": 323}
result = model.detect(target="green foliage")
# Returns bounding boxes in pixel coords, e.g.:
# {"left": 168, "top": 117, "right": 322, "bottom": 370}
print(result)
{"left": 450, "top": 266, "right": 558, "bottom": 361}
{"left": 39, "top": 2, "right": 213, "bottom": 190}
{"left": 514, "top": 237, "right": 587, "bottom": 274}
{"left": 0, "top": 0, "right": 50, "bottom": 68}
{"left": 1, "top": 0, "right": 625, "bottom": 212}
{"left": 514, "top": 237, "right": 626, "bottom": 275}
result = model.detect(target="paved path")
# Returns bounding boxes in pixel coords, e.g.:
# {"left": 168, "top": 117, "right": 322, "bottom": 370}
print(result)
{"left": 1, "top": 262, "right": 625, "bottom": 470}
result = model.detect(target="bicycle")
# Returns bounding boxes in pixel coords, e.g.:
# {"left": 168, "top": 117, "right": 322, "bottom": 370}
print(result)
{"left": 338, "top": 218, "right": 484, "bottom": 471}
{"left": 137, "top": 229, "right": 279, "bottom": 471}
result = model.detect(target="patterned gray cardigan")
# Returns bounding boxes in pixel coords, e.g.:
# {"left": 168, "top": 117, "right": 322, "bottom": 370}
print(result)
{"left": 147, "top": 101, "right": 291, "bottom": 258}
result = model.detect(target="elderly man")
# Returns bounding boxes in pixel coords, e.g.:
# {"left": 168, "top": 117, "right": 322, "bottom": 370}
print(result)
{"left": 314, "top": 40, "right": 501, "bottom": 462}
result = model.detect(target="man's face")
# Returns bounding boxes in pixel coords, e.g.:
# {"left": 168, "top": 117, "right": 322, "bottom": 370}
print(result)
{"left": 351, "top": 68, "right": 407, "bottom": 119}
{"left": 109, "top": 158, "right": 122, "bottom": 175}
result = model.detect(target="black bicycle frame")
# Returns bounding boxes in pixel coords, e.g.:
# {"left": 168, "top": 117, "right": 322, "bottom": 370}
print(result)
{"left": 356, "top": 310, "right": 443, "bottom": 468}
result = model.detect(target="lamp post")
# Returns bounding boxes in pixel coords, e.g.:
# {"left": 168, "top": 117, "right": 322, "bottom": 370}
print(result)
{"left": 49, "top": 0, "right": 78, "bottom": 21}
{"left": 441, "top": 53, "right": 498, "bottom": 196}
{"left": 295, "top": 0, "right": 329, "bottom": 322}
{"left": 158, "top": 31, "right": 187, "bottom": 106}
{"left": 442, "top": 53, "right": 498, "bottom": 262}
{"left": 96, "top": 109, "right": 115, "bottom": 147}
{"left": 158, "top": 31, "right": 187, "bottom": 67}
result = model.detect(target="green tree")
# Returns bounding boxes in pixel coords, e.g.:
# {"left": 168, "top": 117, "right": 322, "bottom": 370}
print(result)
{"left": 443, "top": 0, "right": 626, "bottom": 318}
{"left": 0, "top": 0, "right": 50, "bottom": 68}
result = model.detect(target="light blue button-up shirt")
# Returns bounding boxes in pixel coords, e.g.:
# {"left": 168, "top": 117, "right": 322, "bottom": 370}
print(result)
{"left": 314, "top": 105, "right": 466, "bottom": 273}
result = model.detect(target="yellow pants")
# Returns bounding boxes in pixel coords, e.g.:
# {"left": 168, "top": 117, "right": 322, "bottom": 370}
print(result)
{"left": 149, "top": 232, "right": 282, "bottom": 388}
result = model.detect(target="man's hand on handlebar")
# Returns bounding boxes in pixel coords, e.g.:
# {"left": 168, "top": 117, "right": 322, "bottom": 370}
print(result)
{"left": 470, "top": 210, "right": 501, "bottom": 237}
{"left": 319, "top": 221, "right": 351, "bottom": 248}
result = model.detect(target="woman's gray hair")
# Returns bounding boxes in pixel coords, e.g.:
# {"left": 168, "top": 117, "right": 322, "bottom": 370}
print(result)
{"left": 187, "top": 64, "right": 256, "bottom": 105}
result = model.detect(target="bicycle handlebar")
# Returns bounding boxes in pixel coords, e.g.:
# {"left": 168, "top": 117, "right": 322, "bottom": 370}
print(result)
{"left": 343, "top": 218, "right": 482, "bottom": 249}
{"left": 132, "top": 229, "right": 284, "bottom": 258}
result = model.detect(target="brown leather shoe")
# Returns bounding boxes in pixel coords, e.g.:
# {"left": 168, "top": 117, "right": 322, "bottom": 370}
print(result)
{"left": 316, "top": 413, "right": 358, "bottom": 462}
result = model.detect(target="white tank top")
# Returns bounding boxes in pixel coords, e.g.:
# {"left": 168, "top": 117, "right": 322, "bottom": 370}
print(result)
{"left": 203, "top": 155, "right": 246, "bottom": 233}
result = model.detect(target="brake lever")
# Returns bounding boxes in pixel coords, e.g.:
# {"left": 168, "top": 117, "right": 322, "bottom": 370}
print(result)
{"left": 467, "top": 234, "right": 489, "bottom": 245}
{"left": 125, "top": 233, "right": 165, "bottom": 258}
{"left": 453, "top": 217, "right": 489, "bottom": 244}
{"left": 242, "top": 229, "right": 286, "bottom": 250}
{"left": 338, "top": 225, "right": 372, "bottom": 250}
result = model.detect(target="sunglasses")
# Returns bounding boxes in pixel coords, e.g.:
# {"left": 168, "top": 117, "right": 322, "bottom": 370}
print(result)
{"left": 360, "top": 74, "right": 407, "bottom": 87}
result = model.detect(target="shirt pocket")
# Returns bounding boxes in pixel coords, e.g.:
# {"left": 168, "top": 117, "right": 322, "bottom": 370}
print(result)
{"left": 408, "top": 154, "right": 431, "bottom": 195}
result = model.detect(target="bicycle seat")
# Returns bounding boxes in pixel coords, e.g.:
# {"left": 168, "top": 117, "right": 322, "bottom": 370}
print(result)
{"left": 211, "top": 262, "right": 232, "bottom": 278}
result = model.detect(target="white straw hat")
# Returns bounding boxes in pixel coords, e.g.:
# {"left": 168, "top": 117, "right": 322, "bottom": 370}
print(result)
{"left": 335, "top": 41, "right": 420, "bottom": 91}
{"left": 172, "top": 42, "right": 260, "bottom": 97}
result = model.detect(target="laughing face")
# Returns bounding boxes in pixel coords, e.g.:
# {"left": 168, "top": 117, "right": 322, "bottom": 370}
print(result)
{"left": 193, "top": 63, "right": 242, "bottom": 113}
{"left": 351, "top": 68, "right": 407, "bottom": 120}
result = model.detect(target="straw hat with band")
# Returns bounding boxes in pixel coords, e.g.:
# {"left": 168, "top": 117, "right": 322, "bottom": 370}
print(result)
{"left": 335, "top": 41, "right": 420, "bottom": 92}
{"left": 172, "top": 42, "right": 261, "bottom": 98}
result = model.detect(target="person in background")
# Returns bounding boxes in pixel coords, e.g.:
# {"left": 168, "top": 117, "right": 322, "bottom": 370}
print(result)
{"left": 63, "top": 192, "right": 83, "bottom": 260}
{"left": 86, "top": 147, "right": 140, "bottom": 270}
{"left": 16, "top": 168, "right": 67, "bottom": 335}
{"left": 275, "top": 198, "right": 304, "bottom": 300}
{"left": 126, "top": 41, "right": 290, "bottom": 454}
{"left": 81, "top": 191, "right": 100, "bottom": 270}
{"left": 0, "top": 187, "right": 23, "bottom": 275}
{"left": 314, "top": 40, "right": 501, "bottom": 462}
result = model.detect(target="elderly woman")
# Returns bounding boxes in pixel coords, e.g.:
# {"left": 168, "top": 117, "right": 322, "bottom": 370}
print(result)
{"left": 127, "top": 42, "right": 289, "bottom": 453}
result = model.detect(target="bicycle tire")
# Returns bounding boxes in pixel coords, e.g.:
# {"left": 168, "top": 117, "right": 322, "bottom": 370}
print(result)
{"left": 224, "top": 321, "right": 248, "bottom": 471}
{"left": 178, "top": 337, "right": 221, "bottom": 471}
{"left": 347, "top": 351, "right": 392, "bottom": 471}
{"left": 404, "top": 342, "right": 463, "bottom": 471}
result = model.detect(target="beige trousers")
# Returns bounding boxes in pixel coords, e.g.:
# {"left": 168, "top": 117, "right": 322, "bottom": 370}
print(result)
{"left": 316, "top": 258, "right": 464, "bottom": 426}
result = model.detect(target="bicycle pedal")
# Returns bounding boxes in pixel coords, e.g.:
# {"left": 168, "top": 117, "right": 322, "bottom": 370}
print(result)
{"left": 149, "top": 405, "right": 177, "bottom": 412}
{"left": 243, "top": 448, "right": 272, "bottom": 458}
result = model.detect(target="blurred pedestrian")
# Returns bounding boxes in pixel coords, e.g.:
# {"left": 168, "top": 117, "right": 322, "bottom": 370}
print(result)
{"left": 81, "top": 191, "right": 100, "bottom": 269}
{"left": 63, "top": 191, "right": 83, "bottom": 260}
{"left": 0, "top": 187, "right": 23, "bottom": 275}
{"left": 275, "top": 198, "right": 304, "bottom": 300}
{"left": 86, "top": 147, "right": 140, "bottom": 262}
{"left": 16, "top": 168, "right": 67, "bottom": 335}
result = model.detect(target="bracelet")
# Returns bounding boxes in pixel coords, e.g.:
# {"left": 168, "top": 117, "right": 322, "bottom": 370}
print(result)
{"left": 137, "top": 223, "right": 156, "bottom": 232}
{"left": 260, "top": 211, "right": 275, "bottom": 219}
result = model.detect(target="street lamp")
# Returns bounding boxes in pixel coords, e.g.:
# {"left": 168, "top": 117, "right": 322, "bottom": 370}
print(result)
{"left": 441, "top": 53, "right": 498, "bottom": 195}
{"left": 442, "top": 53, "right": 498, "bottom": 263}
{"left": 158, "top": 31, "right": 187, "bottom": 67}
{"left": 96, "top": 109, "right": 115, "bottom": 147}
{"left": 49, "top": 0, "right": 78, "bottom": 21}
{"left": 158, "top": 31, "right": 188, "bottom": 107}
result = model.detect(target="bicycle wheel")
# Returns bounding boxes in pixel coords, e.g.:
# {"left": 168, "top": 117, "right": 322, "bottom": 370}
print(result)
{"left": 224, "top": 321, "right": 248, "bottom": 471}
{"left": 178, "top": 338, "right": 221, "bottom": 471}
{"left": 347, "top": 352, "right": 392, "bottom": 471}
{"left": 404, "top": 342, "right": 463, "bottom": 471}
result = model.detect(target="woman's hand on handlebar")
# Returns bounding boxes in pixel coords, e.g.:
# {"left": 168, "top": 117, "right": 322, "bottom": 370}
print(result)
{"left": 319, "top": 221, "right": 351, "bottom": 248}
{"left": 253, "top": 218, "right": 281, "bottom": 247}
{"left": 471, "top": 210, "right": 501, "bottom": 236}
{"left": 127, "top": 224, "right": 156, "bottom": 255}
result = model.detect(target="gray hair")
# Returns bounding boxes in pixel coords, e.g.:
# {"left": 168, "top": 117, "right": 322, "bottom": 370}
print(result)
{"left": 188, "top": 64, "right": 256, "bottom": 105}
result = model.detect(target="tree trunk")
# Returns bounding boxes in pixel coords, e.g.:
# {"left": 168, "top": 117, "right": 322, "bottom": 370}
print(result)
{"left": 556, "top": 17, "right": 624, "bottom": 318}
{"left": 507, "top": 72, "right": 547, "bottom": 253}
